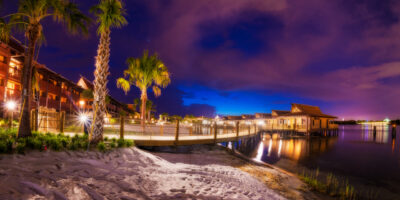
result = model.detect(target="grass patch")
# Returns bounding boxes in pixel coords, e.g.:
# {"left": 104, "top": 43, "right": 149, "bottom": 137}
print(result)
{"left": 299, "top": 169, "right": 380, "bottom": 200}
{"left": 0, "top": 129, "right": 135, "bottom": 154}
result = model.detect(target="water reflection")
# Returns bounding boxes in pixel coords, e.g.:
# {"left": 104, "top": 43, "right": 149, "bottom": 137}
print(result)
{"left": 234, "top": 125, "right": 400, "bottom": 200}
{"left": 243, "top": 133, "right": 338, "bottom": 164}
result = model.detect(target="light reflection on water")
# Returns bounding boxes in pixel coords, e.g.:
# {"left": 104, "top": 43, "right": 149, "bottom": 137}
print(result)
{"left": 249, "top": 125, "right": 396, "bottom": 163}
{"left": 238, "top": 125, "right": 400, "bottom": 199}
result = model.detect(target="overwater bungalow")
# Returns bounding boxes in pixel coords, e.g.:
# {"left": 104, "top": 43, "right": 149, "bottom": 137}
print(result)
{"left": 223, "top": 103, "right": 338, "bottom": 135}
{"left": 261, "top": 104, "right": 338, "bottom": 134}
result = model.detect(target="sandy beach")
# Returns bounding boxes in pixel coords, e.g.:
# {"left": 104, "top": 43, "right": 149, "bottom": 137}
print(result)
{"left": 0, "top": 145, "right": 315, "bottom": 200}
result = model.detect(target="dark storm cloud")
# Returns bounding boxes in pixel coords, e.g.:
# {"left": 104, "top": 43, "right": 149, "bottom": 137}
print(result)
{"left": 3, "top": 0, "right": 400, "bottom": 119}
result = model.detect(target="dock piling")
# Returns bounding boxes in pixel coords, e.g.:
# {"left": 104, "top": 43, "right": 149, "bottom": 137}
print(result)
{"left": 174, "top": 120, "right": 180, "bottom": 145}
{"left": 392, "top": 125, "right": 397, "bottom": 138}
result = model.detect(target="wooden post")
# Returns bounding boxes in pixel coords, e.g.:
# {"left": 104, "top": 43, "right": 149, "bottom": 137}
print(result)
{"left": 8, "top": 111, "right": 12, "bottom": 129}
{"left": 248, "top": 123, "right": 250, "bottom": 135}
{"left": 34, "top": 109, "right": 38, "bottom": 132}
{"left": 392, "top": 125, "right": 396, "bottom": 138}
{"left": 160, "top": 124, "right": 164, "bottom": 136}
{"left": 120, "top": 115, "right": 124, "bottom": 139}
{"left": 254, "top": 123, "right": 257, "bottom": 134}
{"left": 59, "top": 111, "right": 65, "bottom": 133}
{"left": 175, "top": 120, "right": 180, "bottom": 145}
{"left": 214, "top": 122, "right": 218, "bottom": 143}
{"left": 236, "top": 121, "right": 239, "bottom": 140}
{"left": 223, "top": 123, "right": 226, "bottom": 134}
{"left": 31, "top": 110, "right": 35, "bottom": 130}
{"left": 189, "top": 125, "right": 193, "bottom": 136}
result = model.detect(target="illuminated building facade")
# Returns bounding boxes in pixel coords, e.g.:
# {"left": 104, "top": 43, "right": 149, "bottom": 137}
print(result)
{"left": 0, "top": 38, "right": 131, "bottom": 118}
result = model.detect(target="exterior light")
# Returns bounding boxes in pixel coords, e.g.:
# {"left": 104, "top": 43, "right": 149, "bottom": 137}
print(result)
{"left": 5, "top": 100, "right": 16, "bottom": 129}
{"left": 257, "top": 120, "right": 265, "bottom": 125}
{"left": 79, "top": 100, "right": 85, "bottom": 107}
{"left": 79, "top": 113, "right": 88, "bottom": 124}
{"left": 5, "top": 100, "right": 16, "bottom": 111}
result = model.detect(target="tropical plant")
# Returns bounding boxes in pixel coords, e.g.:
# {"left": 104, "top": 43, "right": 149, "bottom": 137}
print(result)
{"left": 132, "top": 98, "right": 140, "bottom": 112}
{"left": 81, "top": 89, "right": 94, "bottom": 99}
{"left": 90, "top": 0, "right": 127, "bottom": 143}
{"left": 117, "top": 50, "right": 171, "bottom": 127}
{"left": 144, "top": 99, "right": 156, "bottom": 121}
{"left": 0, "top": 0, "right": 90, "bottom": 138}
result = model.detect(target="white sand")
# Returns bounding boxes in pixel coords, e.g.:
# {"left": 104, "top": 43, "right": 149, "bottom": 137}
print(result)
{"left": 0, "top": 146, "right": 305, "bottom": 200}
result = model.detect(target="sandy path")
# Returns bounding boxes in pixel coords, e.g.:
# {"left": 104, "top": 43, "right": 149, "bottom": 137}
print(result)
{"left": 0, "top": 146, "right": 307, "bottom": 200}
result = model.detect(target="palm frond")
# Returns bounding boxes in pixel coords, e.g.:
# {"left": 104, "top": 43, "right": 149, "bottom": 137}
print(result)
{"left": 116, "top": 77, "right": 131, "bottom": 94}
{"left": 117, "top": 50, "right": 170, "bottom": 113}
{"left": 91, "top": 0, "right": 127, "bottom": 35}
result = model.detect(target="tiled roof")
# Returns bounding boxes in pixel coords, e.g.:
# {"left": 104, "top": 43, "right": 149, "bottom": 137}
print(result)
{"left": 290, "top": 103, "right": 337, "bottom": 118}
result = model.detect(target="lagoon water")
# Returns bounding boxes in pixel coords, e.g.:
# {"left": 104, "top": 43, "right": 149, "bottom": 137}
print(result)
{"left": 237, "top": 125, "right": 400, "bottom": 199}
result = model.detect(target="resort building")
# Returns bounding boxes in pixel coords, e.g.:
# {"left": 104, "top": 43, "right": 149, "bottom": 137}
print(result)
{"left": 0, "top": 38, "right": 131, "bottom": 119}
{"left": 0, "top": 38, "right": 81, "bottom": 116}
{"left": 262, "top": 104, "right": 338, "bottom": 133}
{"left": 224, "top": 104, "right": 338, "bottom": 134}
{"left": 77, "top": 76, "right": 133, "bottom": 117}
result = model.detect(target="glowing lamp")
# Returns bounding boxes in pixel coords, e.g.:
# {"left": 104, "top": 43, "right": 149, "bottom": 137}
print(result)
{"left": 5, "top": 100, "right": 16, "bottom": 111}
{"left": 79, "top": 113, "right": 88, "bottom": 124}
{"left": 79, "top": 100, "right": 85, "bottom": 107}
{"left": 257, "top": 120, "right": 265, "bottom": 126}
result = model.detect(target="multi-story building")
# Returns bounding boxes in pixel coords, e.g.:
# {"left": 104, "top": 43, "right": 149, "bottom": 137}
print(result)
{"left": 0, "top": 38, "right": 82, "bottom": 116}
{"left": 0, "top": 38, "right": 131, "bottom": 119}
{"left": 76, "top": 75, "right": 133, "bottom": 117}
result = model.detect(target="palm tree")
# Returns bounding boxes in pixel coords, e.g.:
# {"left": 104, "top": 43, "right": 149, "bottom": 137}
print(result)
{"left": 133, "top": 98, "right": 140, "bottom": 112}
{"left": 145, "top": 99, "right": 156, "bottom": 121}
{"left": 0, "top": 0, "right": 89, "bottom": 137}
{"left": 117, "top": 50, "right": 171, "bottom": 128}
{"left": 90, "top": 0, "right": 127, "bottom": 143}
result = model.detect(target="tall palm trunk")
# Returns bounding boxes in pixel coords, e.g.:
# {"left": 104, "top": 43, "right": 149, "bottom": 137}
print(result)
{"left": 91, "top": 29, "right": 111, "bottom": 143}
{"left": 18, "top": 25, "right": 39, "bottom": 138}
{"left": 140, "top": 91, "right": 147, "bottom": 128}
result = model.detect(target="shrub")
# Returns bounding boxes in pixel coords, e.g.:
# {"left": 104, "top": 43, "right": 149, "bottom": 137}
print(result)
{"left": 48, "top": 138, "right": 62, "bottom": 151}
{"left": 104, "top": 136, "right": 109, "bottom": 141}
{"left": 117, "top": 138, "right": 125, "bottom": 148}
{"left": 6, "top": 138, "right": 14, "bottom": 153}
{"left": 60, "top": 138, "right": 69, "bottom": 148}
{"left": 80, "top": 141, "right": 88, "bottom": 149}
{"left": 110, "top": 141, "right": 116, "bottom": 148}
{"left": 33, "top": 138, "right": 43, "bottom": 150}
{"left": 97, "top": 142, "right": 106, "bottom": 152}
{"left": 68, "top": 141, "right": 79, "bottom": 150}
{"left": 0, "top": 141, "right": 7, "bottom": 153}
{"left": 16, "top": 142, "right": 26, "bottom": 154}
{"left": 125, "top": 140, "right": 134, "bottom": 147}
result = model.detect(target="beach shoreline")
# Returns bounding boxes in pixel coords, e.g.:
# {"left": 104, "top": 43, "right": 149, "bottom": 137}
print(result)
{"left": 0, "top": 145, "right": 317, "bottom": 199}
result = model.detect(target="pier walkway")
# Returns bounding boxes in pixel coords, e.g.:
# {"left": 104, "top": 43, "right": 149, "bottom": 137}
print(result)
{"left": 64, "top": 118, "right": 339, "bottom": 146}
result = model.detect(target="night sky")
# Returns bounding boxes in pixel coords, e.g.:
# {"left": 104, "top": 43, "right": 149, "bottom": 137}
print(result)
{"left": 3, "top": 0, "right": 400, "bottom": 120}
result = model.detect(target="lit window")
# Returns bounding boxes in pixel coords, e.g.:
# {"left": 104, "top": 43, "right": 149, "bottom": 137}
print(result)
{"left": 7, "top": 82, "right": 14, "bottom": 89}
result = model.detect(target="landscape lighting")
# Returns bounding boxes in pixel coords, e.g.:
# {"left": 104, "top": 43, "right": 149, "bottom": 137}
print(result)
{"left": 5, "top": 100, "right": 16, "bottom": 111}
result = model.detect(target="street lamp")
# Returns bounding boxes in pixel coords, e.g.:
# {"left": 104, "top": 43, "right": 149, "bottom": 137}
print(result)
{"left": 78, "top": 113, "right": 89, "bottom": 134}
{"left": 79, "top": 113, "right": 88, "bottom": 124}
{"left": 79, "top": 100, "right": 85, "bottom": 110}
{"left": 5, "top": 100, "right": 16, "bottom": 129}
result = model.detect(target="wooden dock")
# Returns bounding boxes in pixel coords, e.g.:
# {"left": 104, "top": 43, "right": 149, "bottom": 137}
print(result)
{"left": 95, "top": 119, "right": 338, "bottom": 147}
